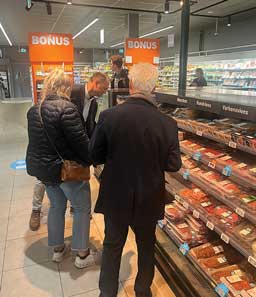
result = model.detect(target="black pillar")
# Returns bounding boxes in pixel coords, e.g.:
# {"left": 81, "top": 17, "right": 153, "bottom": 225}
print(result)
{"left": 178, "top": 0, "right": 190, "bottom": 97}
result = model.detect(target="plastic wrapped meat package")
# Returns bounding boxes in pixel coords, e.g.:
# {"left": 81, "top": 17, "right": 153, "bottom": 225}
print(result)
{"left": 190, "top": 242, "right": 225, "bottom": 259}
{"left": 209, "top": 265, "right": 244, "bottom": 282}
{"left": 238, "top": 193, "right": 256, "bottom": 211}
{"left": 165, "top": 202, "right": 188, "bottom": 222}
{"left": 181, "top": 155, "right": 198, "bottom": 170}
{"left": 214, "top": 205, "right": 241, "bottom": 230}
{"left": 198, "top": 254, "right": 229, "bottom": 270}
{"left": 232, "top": 222, "right": 256, "bottom": 243}
{"left": 220, "top": 275, "right": 252, "bottom": 294}
{"left": 179, "top": 187, "right": 209, "bottom": 205}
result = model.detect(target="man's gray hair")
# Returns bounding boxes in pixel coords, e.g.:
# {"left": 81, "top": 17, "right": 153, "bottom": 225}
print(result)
{"left": 129, "top": 63, "right": 158, "bottom": 93}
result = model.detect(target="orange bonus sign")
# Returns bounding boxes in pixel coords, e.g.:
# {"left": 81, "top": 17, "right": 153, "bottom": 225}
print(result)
{"left": 125, "top": 38, "right": 160, "bottom": 65}
{"left": 29, "top": 32, "right": 74, "bottom": 63}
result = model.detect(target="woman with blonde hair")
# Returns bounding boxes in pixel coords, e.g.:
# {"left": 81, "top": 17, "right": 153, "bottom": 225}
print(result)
{"left": 26, "top": 69, "right": 94, "bottom": 269}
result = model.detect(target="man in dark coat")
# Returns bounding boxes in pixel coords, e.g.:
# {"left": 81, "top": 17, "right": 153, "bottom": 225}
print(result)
{"left": 71, "top": 72, "right": 109, "bottom": 138}
{"left": 110, "top": 55, "right": 129, "bottom": 89}
{"left": 89, "top": 63, "right": 182, "bottom": 297}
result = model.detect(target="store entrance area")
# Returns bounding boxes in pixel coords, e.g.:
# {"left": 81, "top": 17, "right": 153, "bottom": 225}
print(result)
{"left": 0, "top": 101, "right": 174, "bottom": 297}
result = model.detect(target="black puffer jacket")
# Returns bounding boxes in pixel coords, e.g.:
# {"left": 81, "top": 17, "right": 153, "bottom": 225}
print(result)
{"left": 26, "top": 95, "right": 90, "bottom": 184}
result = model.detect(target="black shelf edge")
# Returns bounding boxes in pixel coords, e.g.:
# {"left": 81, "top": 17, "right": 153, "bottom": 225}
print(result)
{"left": 155, "top": 92, "right": 256, "bottom": 122}
{"left": 155, "top": 226, "right": 217, "bottom": 297}
{"left": 165, "top": 175, "right": 256, "bottom": 269}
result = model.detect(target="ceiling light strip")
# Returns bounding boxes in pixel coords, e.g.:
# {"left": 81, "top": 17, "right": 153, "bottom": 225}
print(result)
{"left": 0, "top": 23, "right": 13, "bottom": 46}
{"left": 73, "top": 18, "right": 99, "bottom": 40}
{"left": 110, "top": 25, "right": 174, "bottom": 48}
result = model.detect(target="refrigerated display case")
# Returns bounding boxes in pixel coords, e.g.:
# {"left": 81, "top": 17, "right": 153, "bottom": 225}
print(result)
{"left": 155, "top": 88, "right": 256, "bottom": 297}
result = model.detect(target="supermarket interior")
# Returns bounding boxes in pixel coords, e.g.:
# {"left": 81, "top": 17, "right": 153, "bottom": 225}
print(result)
{"left": 1, "top": 0, "right": 256, "bottom": 297}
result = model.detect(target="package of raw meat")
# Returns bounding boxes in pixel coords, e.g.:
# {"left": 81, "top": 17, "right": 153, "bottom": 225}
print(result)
{"left": 220, "top": 276, "right": 251, "bottom": 294}
{"left": 198, "top": 254, "right": 229, "bottom": 270}
{"left": 190, "top": 242, "right": 225, "bottom": 259}
{"left": 233, "top": 222, "right": 256, "bottom": 243}
{"left": 167, "top": 221, "right": 193, "bottom": 242}
{"left": 200, "top": 199, "right": 219, "bottom": 215}
{"left": 165, "top": 204, "right": 184, "bottom": 222}
{"left": 185, "top": 215, "right": 207, "bottom": 234}
{"left": 209, "top": 265, "right": 243, "bottom": 282}
{"left": 214, "top": 206, "right": 241, "bottom": 229}
{"left": 239, "top": 194, "right": 256, "bottom": 211}
{"left": 247, "top": 287, "right": 256, "bottom": 297}
{"left": 181, "top": 156, "right": 198, "bottom": 170}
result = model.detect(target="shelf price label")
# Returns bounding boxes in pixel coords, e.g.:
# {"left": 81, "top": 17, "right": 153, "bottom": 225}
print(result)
{"left": 179, "top": 243, "right": 190, "bottom": 256}
{"left": 222, "top": 166, "right": 232, "bottom": 177}
{"left": 183, "top": 170, "right": 190, "bottom": 180}
{"left": 158, "top": 220, "right": 166, "bottom": 229}
{"left": 208, "top": 161, "right": 216, "bottom": 169}
{"left": 174, "top": 194, "right": 183, "bottom": 204}
{"left": 183, "top": 201, "right": 189, "bottom": 210}
{"left": 221, "top": 233, "right": 230, "bottom": 244}
{"left": 228, "top": 141, "right": 237, "bottom": 149}
{"left": 196, "top": 130, "right": 203, "bottom": 137}
{"left": 248, "top": 256, "right": 256, "bottom": 268}
{"left": 235, "top": 207, "right": 245, "bottom": 218}
{"left": 215, "top": 283, "right": 229, "bottom": 297}
{"left": 192, "top": 152, "right": 202, "bottom": 161}
{"left": 207, "top": 221, "right": 215, "bottom": 230}
{"left": 193, "top": 210, "right": 200, "bottom": 219}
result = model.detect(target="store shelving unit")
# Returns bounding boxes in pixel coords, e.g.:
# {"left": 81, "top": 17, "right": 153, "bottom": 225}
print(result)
{"left": 155, "top": 88, "right": 256, "bottom": 296}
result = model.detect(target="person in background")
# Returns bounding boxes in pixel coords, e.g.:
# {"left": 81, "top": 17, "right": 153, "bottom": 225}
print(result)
{"left": 110, "top": 55, "right": 129, "bottom": 89}
{"left": 26, "top": 69, "right": 93, "bottom": 269}
{"left": 90, "top": 63, "right": 182, "bottom": 297}
{"left": 190, "top": 68, "right": 207, "bottom": 87}
{"left": 28, "top": 72, "right": 109, "bottom": 231}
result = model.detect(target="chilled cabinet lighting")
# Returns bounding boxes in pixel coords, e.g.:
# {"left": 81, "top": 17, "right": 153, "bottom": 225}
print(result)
{"left": 0, "top": 23, "right": 13, "bottom": 46}
{"left": 73, "top": 18, "right": 99, "bottom": 39}
{"left": 67, "top": 0, "right": 72, "bottom": 4}
{"left": 25, "top": 0, "right": 33, "bottom": 11}
{"left": 110, "top": 41, "right": 125, "bottom": 48}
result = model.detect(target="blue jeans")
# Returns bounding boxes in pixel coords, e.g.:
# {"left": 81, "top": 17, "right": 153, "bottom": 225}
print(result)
{"left": 45, "top": 181, "right": 91, "bottom": 251}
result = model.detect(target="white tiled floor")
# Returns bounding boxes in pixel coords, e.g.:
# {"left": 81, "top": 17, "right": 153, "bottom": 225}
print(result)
{"left": 0, "top": 102, "right": 176, "bottom": 297}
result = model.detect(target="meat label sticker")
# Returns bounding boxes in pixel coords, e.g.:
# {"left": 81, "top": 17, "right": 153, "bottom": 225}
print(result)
{"left": 235, "top": 207, "right": 245, "bottom": 218}
{"left": 207, "top": 221, "right": 215, "bottom": 230}
{"left": 248, "top": 256, "right": 256, "bottom": 268}
{"left": 226, "top": 275, "right": 241, "bottom": 283}
{"left": 193, "top": 210, "right": 200, "bottom": 219}
{"left": 215, "top": 283, "right": 229, "bottom": 297}
{"left": 196, "top": 130, "right": 203, "bottom": 136}
{"left": 221, "top": 233, "right": 230, "bottom": 244}
{"left": 228, "top": 141, "right": 237, "bottom": 149}
{"left": 213, "top": 245, "right": 224, "bottom": 254}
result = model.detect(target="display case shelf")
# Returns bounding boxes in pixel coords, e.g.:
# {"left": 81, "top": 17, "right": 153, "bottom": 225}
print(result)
{"left": 165, "top": 174, "right": 256, "bottom": 268}
{"left": 176, "top": 166, "right": 256, "bottom": 226}
{"left": 179, "top": 144, "right": 256, "bottom": 191}
{"left": 177, "top": 122, "right": 256, "bottom": 156}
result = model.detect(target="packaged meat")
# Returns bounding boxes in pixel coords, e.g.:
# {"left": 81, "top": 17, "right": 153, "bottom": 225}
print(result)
{"left": 247, "top": 287, "right": 256, "bottom": 297}
{"left": 210, "top": 265, "right": 243, "bottom": 282}
{"left": 200, "top": 199, "right": 218, "bottom": 214}
{"left": 185, "top": 215, "right": 207, "bottom": 234}
{"left": 167, "top": 221, "right": 192, "bottom": 242}
{"left": 239, "top": 194, "right": 256, "bottom": 210}
{"left": 198, "top": 254, "right": 229, "bottom": 269}
{"left": 179, "top": 188, "right": 208, "bottom": 204}
{"left": 249, "top": 168, "right": 256, "bottom": 177}
{"left": 181, "top": 156, "right": 198, "bottom": 169}
{"left": 165, "top": 204, "right": 184, "bottom": 222}
{"left": 214, "top": 206, "right": 241, "bottom": 228}
{"left": 190, "top": 242, "right": 224, "bottom": 259}
{"left": 220, "top": 276, "right": 251, "bottom": 295}
{"left": 217, "top": 180, "right": 241, "bottom": 196}
{"left": 233, "top": 222, "right": 256, "bottom": 242}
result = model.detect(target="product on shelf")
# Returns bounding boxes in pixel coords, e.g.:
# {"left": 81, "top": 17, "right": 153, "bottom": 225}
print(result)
{"left": 198, "top": 254, "right": 229, "bottom": 270}
{"left": 214, "top": 205, "right": 241, "bottom": 229}
{"left": 190, "top": 242, "right": 224, "bottom": 259}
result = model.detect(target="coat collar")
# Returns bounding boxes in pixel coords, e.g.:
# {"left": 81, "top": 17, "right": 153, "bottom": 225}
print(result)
{"left": 125, "top": 93, "right": 157, "bottom": 108}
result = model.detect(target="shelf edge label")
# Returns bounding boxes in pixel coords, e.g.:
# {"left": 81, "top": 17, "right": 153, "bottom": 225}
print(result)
{"left": 207, "top": 221, "right": 215, "bottom": 230}
{"left": 221, "top": 233, "right": 230, "bottom": 244}
{"left": 248, "top": 256, "right": 256, "bottom": 268}
{"left": 179, "top": 243, "right": 190, "bottom": 256}
{"left": 215, "top": 283, "right": 229, "bottom": 297}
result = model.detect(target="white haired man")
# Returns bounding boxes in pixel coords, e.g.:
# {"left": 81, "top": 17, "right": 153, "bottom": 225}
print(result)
{"left": 90, "top": 63, "right": 182, "bottom": 297}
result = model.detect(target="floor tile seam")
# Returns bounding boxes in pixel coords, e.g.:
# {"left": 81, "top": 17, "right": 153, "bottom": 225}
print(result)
{"left": 57, "top": 263, "right": 65, "bottom": 297}
{"left": 3, "top": 259, "right": 52, "bottom": 273}
{"left": 119, "top": 281, "right": 129, "bottom": 297}
{"left": 67, "top": 287, "right": 101, "bottom": 297}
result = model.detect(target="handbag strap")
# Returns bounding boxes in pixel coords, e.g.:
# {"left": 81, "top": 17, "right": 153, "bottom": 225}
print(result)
{"left": 38, "top": 102, "right": 64, "bottom": 163}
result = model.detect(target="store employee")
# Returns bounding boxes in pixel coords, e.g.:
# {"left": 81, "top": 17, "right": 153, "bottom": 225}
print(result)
{"left": 190, "top": 68, "right": 208, "bottom": 87}
{"left": 110, "top": 55, "right": 129, "bottom": 89}
{"left": 71, "top": 72, "right": 109, "bottom": 138}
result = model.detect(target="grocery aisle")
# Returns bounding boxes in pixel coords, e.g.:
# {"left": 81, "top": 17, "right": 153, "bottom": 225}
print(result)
{"left": 0, "top": 101, "right": 175, "bottom": 297}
